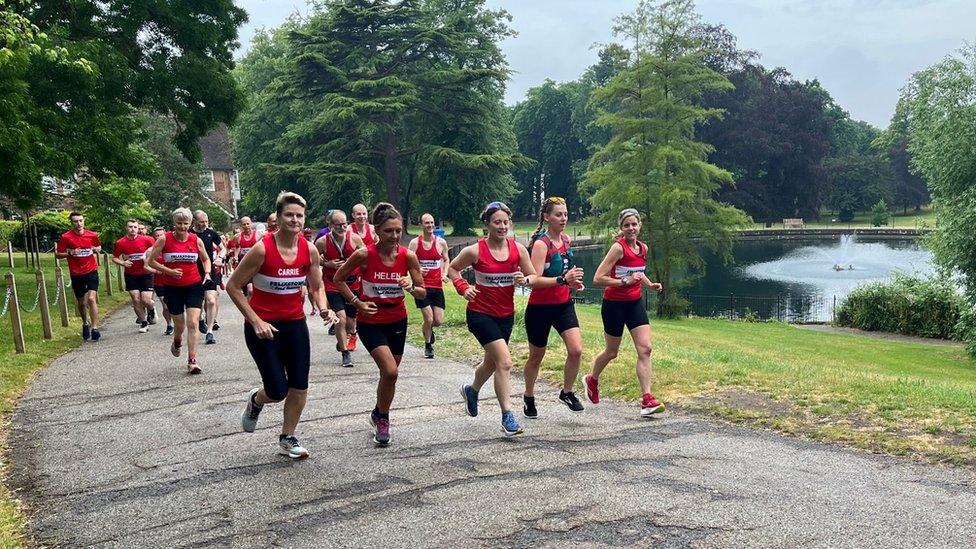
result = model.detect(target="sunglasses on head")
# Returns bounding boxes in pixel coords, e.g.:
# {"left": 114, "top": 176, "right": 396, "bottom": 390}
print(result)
{"left": 545, "top": 196, "right": 566, "bottom": 204}
{"left": 487, "top": 201, "right": 507, "bottom": 210}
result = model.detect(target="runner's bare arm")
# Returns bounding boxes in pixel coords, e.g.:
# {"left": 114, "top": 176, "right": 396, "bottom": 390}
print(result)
{"left": 440, "top": 238, "right": 451, "bottom": 282}
{"left": 403, "top": 251, "right": 427, "bottom": 300}
{"left": 146, "top": 236, "right": 179, "bottom": 277}
{"left": 334, "top": 248, "right": 375, "bottom": 315}
{"left": 306, "top": 245, "right": 336, "bottom": 322}
{"left": 593, "top": 243, "right": 626, "bottom": 287}
{"left": 447, "top": 244, "right": 478, "bottom": 300}
{"left": 226, "top": 242, "right": 272, "bottom": 330}
{"left": 516, "top": 241, "right": 553, "bottom": 288}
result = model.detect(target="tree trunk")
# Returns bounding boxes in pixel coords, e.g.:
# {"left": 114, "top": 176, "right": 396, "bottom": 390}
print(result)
{"left": 382, "top": 131, "right": 402, "bottom": 210}
{"left": 402, "top": 161, "right": 415, "bottom": 233}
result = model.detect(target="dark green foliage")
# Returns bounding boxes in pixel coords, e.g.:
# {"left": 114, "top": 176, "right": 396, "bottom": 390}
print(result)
{"left": 870, "top": 199, "right": 890, "bottom": 227}
{"left": 835, "top": 275, "right": 963, "bottom": 340}
{"left": 234, "top": 0, "right": 523, "bottom": 230}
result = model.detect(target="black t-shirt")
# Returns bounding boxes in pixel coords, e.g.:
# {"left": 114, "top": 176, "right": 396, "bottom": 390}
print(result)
{"left": 191, "top": 228, "right": 222, "bottom": 274}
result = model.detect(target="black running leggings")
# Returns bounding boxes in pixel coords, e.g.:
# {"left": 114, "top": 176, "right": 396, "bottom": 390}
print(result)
{"left": 244, "top": 319, "right": 311, "bottom": 401}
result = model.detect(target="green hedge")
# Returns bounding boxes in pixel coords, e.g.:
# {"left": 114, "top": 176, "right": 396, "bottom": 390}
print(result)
{"left": 0, "top": 221, "right": 23, "bottom": 247}
{"left": 835, "top": 275, "right": 963, "bottom": 340}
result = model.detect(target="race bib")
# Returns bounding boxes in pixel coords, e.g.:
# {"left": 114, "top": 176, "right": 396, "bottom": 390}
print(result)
{"left": 419, "top": 259, "right": 442, "bottom": 270}
{"left": 125, "top": 253, "right": 145, "bottom": 261}
{"left": 74, "top": 248, "right": 94, "bottom": 257}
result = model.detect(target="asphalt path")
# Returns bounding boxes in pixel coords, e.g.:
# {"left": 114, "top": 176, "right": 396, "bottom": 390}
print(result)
{"left": 10, "top": 293, "right": 976, "bottom": 548}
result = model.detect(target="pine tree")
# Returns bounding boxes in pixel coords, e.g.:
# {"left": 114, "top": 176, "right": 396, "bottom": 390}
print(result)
{"left": 583, "top": 0, "right": 750, "bottom": 317}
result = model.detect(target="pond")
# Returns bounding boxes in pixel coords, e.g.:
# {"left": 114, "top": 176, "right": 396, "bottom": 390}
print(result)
{"left": 566, "top": 235, "right": 934, "bottom": 322}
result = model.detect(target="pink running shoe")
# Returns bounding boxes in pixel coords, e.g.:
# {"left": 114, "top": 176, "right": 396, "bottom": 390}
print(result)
{"left": 583, "top": 374, "right": 600, "bottom": 405}
{"left": 187, "top": 354, "right": 202, "bottom": 375}
{"left": 640, "top": 393, "right": 665, "bottom": 417}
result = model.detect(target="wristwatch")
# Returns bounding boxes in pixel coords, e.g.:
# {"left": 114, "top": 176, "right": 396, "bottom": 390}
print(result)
{"left": 556, "top": 275, "right": 567, "bottom": 286}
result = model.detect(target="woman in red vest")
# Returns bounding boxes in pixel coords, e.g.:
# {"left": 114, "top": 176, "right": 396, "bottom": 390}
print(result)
{"left": 448, "top": 201, "right": 549, "bottom": 437}
{"left": 228, "top": 192, "right": 336, "bottom": 460}
{"left": 147, "top": 208, "right": 211, "bottom": 374}
{"left": 582, "top": 208, "right": 665, "bottom": 417}
{"left": 334, "top": 203, "right": 426, "bottom": 447}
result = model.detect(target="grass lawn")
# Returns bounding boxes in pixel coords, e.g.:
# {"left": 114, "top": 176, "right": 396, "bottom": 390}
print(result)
{"left": 748, "top": 206, "right": 938, "bottom": 230}
{"left": 0, "top": 253, "right": 128, "bottom": 548}
{"left": 408, "top": 290, "right": 976, "bottom": 465}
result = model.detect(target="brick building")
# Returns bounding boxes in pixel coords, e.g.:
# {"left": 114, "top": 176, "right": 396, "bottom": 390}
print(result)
{"left": 198, "top": 124, "right": 240, "bottom": 220}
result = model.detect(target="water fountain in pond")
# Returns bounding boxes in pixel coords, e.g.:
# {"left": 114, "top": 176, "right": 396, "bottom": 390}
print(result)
{"left": 740, "top": 233, "right": 933, "bottom": 297}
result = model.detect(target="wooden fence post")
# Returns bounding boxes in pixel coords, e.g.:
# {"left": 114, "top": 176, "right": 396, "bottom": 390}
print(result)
{"left": 55, "top": 264, "right": 69, "bottom": 326}
{"left": 103, "top": 252, "right": 113, "bottom": 296}
{"left": 6, "top": 273, "right": 25, "bottom": 353}
{"left": 36, "top": 270, "right": 53, "bottom": 339}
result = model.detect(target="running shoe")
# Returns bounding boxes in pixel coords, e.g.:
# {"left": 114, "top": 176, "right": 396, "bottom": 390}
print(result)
{"left": 205, "top": 332, "right": 216, "bottom": 345}
{"left": 198, "top": 318, "right": 208, "bottom": 334}
{"left": 347, "top": 332, "right": 358, "bottom": 351}
{"left": 523, "top": 395, "right": 538, "bottom": 419}
{"left": 171, "top": 339, "right": 182, "bottom": 357}
{"left": 559, "top": 391, "right": 585, "bottom": 413}
{"left": 369, "top": 411, "right": 391, "bottom": 446}
{"left": 500, "top": 410, "right": 524, "bottom": 437}
{"left": 135, "top": 318, "right": 142, "bottom": 325}
{"left": 211, "top": 321, "right": 220, "bottom": 331}
{"left": 461, "top": 384, "right": 479, "bottom": 417}
{"left": 147, "top": 308, "right": 156, "bottom": 325}
{"left": 241, "top": 388, "right": 262, "bottom": 432}
{"left": 187, "top": 355, "right": 201, "bottom": 375}
{"left": 138, "top": 322, "right": 149, "bottom": 334}
{"left": 583, "top": 374, "right": 600, "bottom": 405}
{"left": 91, "top": 329, "right": 101, "bottom": 342}
{"left": 328, "top": 323, "right": 336, "bottom": 336}
{"left": 424, "top": 343, "right": 434, "bottom": 359}
{"left": 640, "top": 393, "right": 665, "bottom": 417}
{"left": 341, "top": 350, "right": 353, "bottom": 368}
{"left": 278, "top": 435, "right": 309, "bottom": 460}
{"left": 82, "top": 324, "right": 91, "bottom": 341}
{"left": 164, "top": 324, "right": 174, "bottom": 336}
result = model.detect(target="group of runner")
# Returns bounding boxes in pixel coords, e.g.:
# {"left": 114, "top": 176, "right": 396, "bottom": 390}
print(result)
{"left": 58, "top": 192, "right": 664, "bottom": 461}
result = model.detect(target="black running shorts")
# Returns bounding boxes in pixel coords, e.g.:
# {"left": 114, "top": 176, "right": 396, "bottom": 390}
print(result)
{"left": 326, "top": 291, "right": 358, "bottom": 318}
{"left": 164, "top": 284, "right": 204, "bottom": 315}
{"left": 357, "top": 318, "right": 408, "bottom": 356}
{"left": 124, "top": 273, "right": 154, "bottom": 293}
{"left": 414, "top": 287, "right": 446, "bottom": 310}
{"left": 466, "top": 309, "right": 514, "bottom": 346}
{"left": 524, "top": 300, "right": 580, "bottom": 348}
{"left": 70, "top": 270, "right": 99, "bottom": 299}
{"left": 601, "top": 298, "right": 649, "bottom": 338}
{"left": 244, "top": 318, "right": 310, "bottom": 400}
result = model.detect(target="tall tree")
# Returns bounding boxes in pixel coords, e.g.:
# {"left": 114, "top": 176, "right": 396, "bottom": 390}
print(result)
{"left": 253, "top": 0, "right": 522, "bottom": 231}
{"left": 583, "top": 0, "right": 750, "bottom": 317}
{"left": 876, "top": 98, "right": 930, "bottom": 214}
{"left": 898, "top": 44, "right": 976, "bottom": 355}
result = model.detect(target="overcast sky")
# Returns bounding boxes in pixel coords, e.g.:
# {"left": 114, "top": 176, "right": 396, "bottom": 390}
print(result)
{"left": 233, "top": 0, "right": 976, "bottom": 128}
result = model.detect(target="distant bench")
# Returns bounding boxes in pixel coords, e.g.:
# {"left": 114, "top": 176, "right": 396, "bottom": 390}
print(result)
{"left": 782, "top": 218, "right": 804, "bottom": 229}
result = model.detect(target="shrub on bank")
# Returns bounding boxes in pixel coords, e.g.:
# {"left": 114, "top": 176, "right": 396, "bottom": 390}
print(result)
{"left": 835, "top": 275, "right": 963, "bottom": 340}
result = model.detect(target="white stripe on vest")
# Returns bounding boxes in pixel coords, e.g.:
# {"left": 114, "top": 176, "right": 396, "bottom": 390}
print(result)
{"left": 361, "top": 280, "right": 404, "bottom": 299}
{"left": 163, "top": 252, "right": 198, "bottom": 263}
{"left": 419, "top": 259, "right": 442, "bottom": 270}
{"left": 474, "top": 271, "right": 517, "bottom": 287}
{"left": 614, "top": 264, "right": 646, "bottom": 279}
{"left": 252, "top": 273, "right": 306, "bottom": 294}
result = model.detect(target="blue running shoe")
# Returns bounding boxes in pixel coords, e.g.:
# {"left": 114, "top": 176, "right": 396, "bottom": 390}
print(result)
{"left": 460, "top": 384, "right": 478, "bottom": 417}
{"left": 501, "top": 411, "right": 523, "bottom": 437}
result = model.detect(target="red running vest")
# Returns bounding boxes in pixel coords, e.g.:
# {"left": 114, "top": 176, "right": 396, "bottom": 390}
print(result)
{"left": 603, "top": 238, "right": 647, "bottom": 302}
{"left": 160, "top": 232, "right": 202, "bottom": 287}
{"left": 412, "top": 236, "right": 444, "bottom": 289}
{"left": 113, "top": 235, "right": 155, "bottom": 276}
{"left": 322, "top": 231, "right": 361, "bottom": 293}
{"left": 248, "top": 233, "right": 310, "bottom": 321}
{"left": 469, "top": 238, "right": 520, "bottom": 318}
{"left": 236, "top": 231, "right": 258, "bottom": 259}
{"left": 358, "top": 244, "right": 408, "bottom": 324}
{"left": 348, "top": 223, "right": 376, "bottom": 247}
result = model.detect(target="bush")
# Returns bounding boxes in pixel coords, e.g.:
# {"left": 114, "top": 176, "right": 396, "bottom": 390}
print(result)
{"left": 871, "top": 199, "right": 890, "bottom": 227}
{"left": 0, "top": 221, "right": 23, "bottom": 248}
{"left": 835, "top": 274, "right": 963, "bottom": 340}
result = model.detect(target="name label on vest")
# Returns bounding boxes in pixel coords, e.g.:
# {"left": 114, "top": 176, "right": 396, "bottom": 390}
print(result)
{"left": 125, "top": 253, "right": 145, "bottom": 261}
{"left": 74, "top": 248, "right": 94, "bottom": 257}
{"left": 419, "top": 259, "right": 442, "bottom": 270}
{"left": 614, "top": 264, "right": 646, "bottom": 279}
